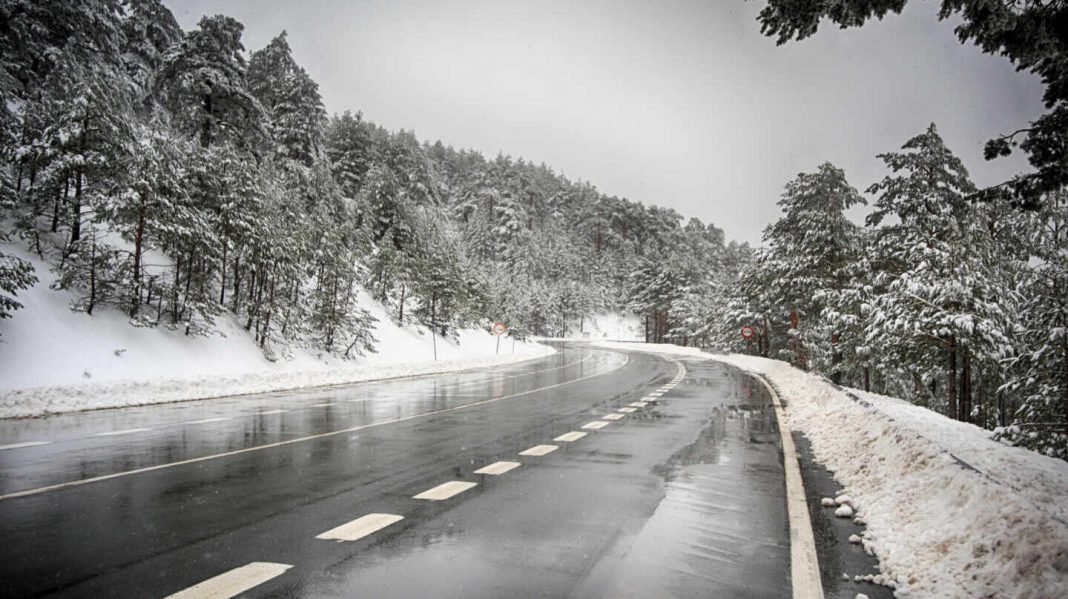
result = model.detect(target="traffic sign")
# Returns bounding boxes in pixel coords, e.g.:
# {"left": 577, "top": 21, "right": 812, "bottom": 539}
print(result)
{"left": 492, "top": 322, "right": 507, "bottom": 336}
{"left": 740, "top": 325, "right": 755, "bottom": 340}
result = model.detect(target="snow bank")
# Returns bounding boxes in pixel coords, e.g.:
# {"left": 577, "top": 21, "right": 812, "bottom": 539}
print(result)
{"left": 594, "top": 341, "right": 1068, "bottom": 599}
{"left": 0, "top": 244, "right": 553, "bottom": 418}
{"left": 575, "top": 312, "right": 643, "bottom": 341}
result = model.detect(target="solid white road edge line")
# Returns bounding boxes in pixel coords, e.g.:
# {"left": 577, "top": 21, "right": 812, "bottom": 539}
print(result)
{"left": 0, "top": 441, "right": 51, "bottom": 451}
{"left": 518, "top": 444, "right": 557, "bottom": 457}
{"left": 474, "top": 461, "right": 521, "bottom": 475}
{"left": 316, "top": 513, "right": 404, "bottom": 542}
{"left": 164, "top": 561, "right": 292, "bottom": 599}
{"left": 92, "top": 428, "right": 151, "bottom": 437}
{"left": 413, "top": 480, "right": 478, "bottom": 501}
{"left": 749, "top": 370, "right": 824, "bottom": 599}
{"left": 0, "top": 353, "right": 630, "bottom": 502}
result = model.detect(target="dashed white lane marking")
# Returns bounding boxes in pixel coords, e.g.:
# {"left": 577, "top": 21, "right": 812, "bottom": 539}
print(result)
{"left": 650, "top": 392, "right": 664, "bottom": 397}
{"left": 308, "top": 403, "right": 334, "bottom": 407}
{"left": 628, "top": 402, "right": 648, "bottom": 408}
{"left": 413, "top": 480, "right": 478, "bottom": 501}
{"left": 186, "top": 418, "right": 231, "bottom": 425}
{"left": 581, "top": 421, "right": 610, "bottom": 430}
{"left": 164, "top": 561, "right": 292, "bottom": 599}
{"left": 258, "top": 409, "right": 288, "bottom": 415}
{"left": 0, "top": 441, "right": 51, "bottom": 451}
{"left": 474, "top": 461, "right": 521, "bottom": 475}
{"left": 554, "top": 431, "right": 587, "bottom": 442}
{"left": 93, "top": 428, "right": 151, "bottom": 437}
{"left": 0, "top": 354, "right": 630, "bottom": 502}
{"left": 317, "top": 513, "right": 404, "bottom": 542}
{"left": 601, "top": 413, "right": 625, "bottom": 421}
{"left": 617, "top": 407, "right": 637, "bottom": 413}
{"left": 518, "top": 444, "right": 558, "bottom": 457}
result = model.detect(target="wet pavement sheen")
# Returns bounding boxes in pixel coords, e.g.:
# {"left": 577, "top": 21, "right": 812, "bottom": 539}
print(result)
{"left": 0, "top": 344, "right": 789, "bottom": 598}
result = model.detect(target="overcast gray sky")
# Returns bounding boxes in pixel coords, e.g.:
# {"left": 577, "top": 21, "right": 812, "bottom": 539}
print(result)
{"left": 168, "top": 0, "right": 1045, "bottom": 245}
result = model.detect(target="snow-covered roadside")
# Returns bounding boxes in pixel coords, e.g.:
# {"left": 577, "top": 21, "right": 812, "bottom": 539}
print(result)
{"left": 0, "top": 350, "right": 554, "bottom": 419}
{"left": 594, "top": 341, "right": 1068, "bottom": 599}
{"left": 0, "top": 243, "right": 554, "bottom": 418}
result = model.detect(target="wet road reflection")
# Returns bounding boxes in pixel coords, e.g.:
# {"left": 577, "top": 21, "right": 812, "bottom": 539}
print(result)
{"left": 0, "top": 346, "right": 789, "bottom": 599}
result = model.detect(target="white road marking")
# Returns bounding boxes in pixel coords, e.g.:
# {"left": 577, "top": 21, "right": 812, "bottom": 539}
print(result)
{"left": 474, "top": 461, "right": 521, "bottom": 475}
{"left": 258, "top": 409, "right": 288, "bottom": 415}
{"left": 617, "top": 407, "right": 637, "bottom": 413}
{"left": 308, "top": 403, "right": 334, "bottom": 407}
{"left": 581, "top": 421, "right": 610, "bottom": 430}
{"left": 316, "top": 513, "right": 404, "bottom": 542}
{"left": 164, "top": 561, "right": 292, "bottom": 599}
{"left": 518, "top": 444, "right": 558, "bottom": 457}
{"left": 0, "top": 354, "right": 630, "bottom": 502}
{"left": 186, "top": 418, "right": 231, "bottom": 425}
{"left": 413, "top": 480, "right": 478, "bottom": 501}
{"left": 601, "top": 413, "right": 624, "bottom": 421}
{"left": 93, "top": 428, "right": 151, "bottom": 437}
{"left": 0, "top": 441, "right": 51, "bottom": 451}
{"left": 554, "top": 431, "right": 587, "bottom": 442}
{"left": 650, "top": 392, "right": 664, "bottom": 397}
{"left": 628, "top": 402, "right": 648, "bottom": 408}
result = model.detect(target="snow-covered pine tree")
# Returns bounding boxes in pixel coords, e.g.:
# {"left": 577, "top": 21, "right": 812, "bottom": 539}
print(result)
{"left": 865, "top": 124, "right": 1015, "bottom": 419}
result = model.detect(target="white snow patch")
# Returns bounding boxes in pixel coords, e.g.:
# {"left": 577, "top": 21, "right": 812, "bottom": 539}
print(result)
{"left": 593, "top": 341, "right": 1068, "bottom": 599}
{"left": 0, "top": 244, "right": 553, "bottom": 418}
{"left": 835, "top": 504, "right": 855, "bottom": 518}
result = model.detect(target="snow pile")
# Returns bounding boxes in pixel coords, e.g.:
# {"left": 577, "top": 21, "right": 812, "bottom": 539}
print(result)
{"left": 0, "top": 246, "right": 553, "bottom": 418}
{"left": 718, "top": 355, "right": 1068, "bottom": 599}
{"left": 593, "top": 342, "right": 1068, "bottom": 599}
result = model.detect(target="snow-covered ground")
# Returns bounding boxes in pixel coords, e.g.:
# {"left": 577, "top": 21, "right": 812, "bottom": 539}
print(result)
{"left": 546, "top": 312, "right": 643, "bottom": 341}
{"left": 594, "top": 341, "right": 1068, "bottom": 599}
{"left": 0, "top": 245, "right": 553, "bottom": 418}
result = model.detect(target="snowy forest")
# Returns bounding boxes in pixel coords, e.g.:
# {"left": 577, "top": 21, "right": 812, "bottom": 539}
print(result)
{"left": 0, "top": 1, "right": 1065, "bottom": 459}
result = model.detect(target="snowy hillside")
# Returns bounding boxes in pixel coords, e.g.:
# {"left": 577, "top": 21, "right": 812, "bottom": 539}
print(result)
{"left": 559, "top": 312, "right": 643, "bottom": 341}
{"left": 0, "top": 243, "right": 553, "bottom": 418}
{"left": 594, "top": 341, "right": 1068, "bottom": 599}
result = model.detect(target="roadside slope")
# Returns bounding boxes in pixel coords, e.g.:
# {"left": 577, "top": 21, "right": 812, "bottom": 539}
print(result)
{"left": 0, "top": 244, "right": 553, "bottom": 418}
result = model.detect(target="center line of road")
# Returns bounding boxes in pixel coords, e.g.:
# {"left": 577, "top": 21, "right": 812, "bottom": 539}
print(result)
{"left": 628, "top": 402, "right": 648, "bottom": 408}
{"left": 601, "top": 413, "right": 625, "bottom": 421}
{"left": 581, "top": 421, "right": 610, "bottom": 430}
{"left": 554, "top": 431, "right": 587, "bottom": 442}
{"left": 0, "top": 353, "right": 629, "bottom": 502}
{"left": 164, "top": 561, "right": 292, "bottom": 599}
{"left": 93, "top": 428, "right": 151, "bottom": 437}
{"left": 518, "top": 444, "right": 557, "bottom": 456}
{"left": 473, "top": 461, "right": 521, "bottom": 475}
{"left": 617, "top": 407, "right": 637, "bottom": 413}
{"left": 316, "top": 513, "right": 404, "bottom": 542}
{"left": 413, "top": 480, "right": 478, "bottom": 501}
{"left": 0, "top": 441, "right": 51, "bottom": 451}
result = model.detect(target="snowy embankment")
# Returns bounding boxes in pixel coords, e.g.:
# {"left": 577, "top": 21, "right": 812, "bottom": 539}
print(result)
{"left": 594, "top": 341, "right": 1068, "bottom": 599}
{"left": 0, "top": 245, "right": 553, "bottom": 419}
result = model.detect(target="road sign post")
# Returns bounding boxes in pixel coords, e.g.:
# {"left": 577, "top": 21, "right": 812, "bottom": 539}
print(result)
{"left": 492, "top": 322, "right": 507, "bottom": 354}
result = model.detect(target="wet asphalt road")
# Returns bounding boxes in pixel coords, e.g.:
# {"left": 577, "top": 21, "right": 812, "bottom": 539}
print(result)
{"left": 0, "top": 343, "right": 789, "bottom": 598}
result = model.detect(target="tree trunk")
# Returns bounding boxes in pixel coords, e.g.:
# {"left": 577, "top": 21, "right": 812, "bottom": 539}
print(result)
{"left": 398, "top": 284, "right": 406, "bottom": 322}
{"left": 219, "top": 244, "right": 227, "bottom": 306}
{"left": 947, "top": 336, "right": 958, "bottom": 420}
{"left": 87, "top": 235, "right": 97, "bottom": 315}
{"left": 960, "top": 346, "right": 972, "bottom": 424}
{"left": 831, "top": 331, "right": 842, "bottom": 384}
{"left": 130, "top": 192, "right": 146, "bottom": 317}
{"left": 863, "top": 366, "right": 871, "bottom": 392}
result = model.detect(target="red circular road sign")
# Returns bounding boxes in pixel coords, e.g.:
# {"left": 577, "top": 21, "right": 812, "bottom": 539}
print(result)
{"left": 492, "top": 322, "right": 508, "bottom": 336}
{"left": 740, "top": 325, "right": 755, "bottom": 340}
